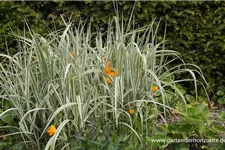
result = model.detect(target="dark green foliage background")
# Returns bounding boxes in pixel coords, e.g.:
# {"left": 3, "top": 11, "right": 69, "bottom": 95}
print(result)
{"left": 1, "top": 1, "right": 225, "bottom": 98}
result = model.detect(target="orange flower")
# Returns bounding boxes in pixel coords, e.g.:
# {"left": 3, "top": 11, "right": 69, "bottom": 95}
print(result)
{"left": 104, "top": 66, "right": 112, "bottom": 74}
{"left": 47, "top": 125, "right": 56, "bottom": 136}
{"left": 105, "top": 77, "right": 112, "bottom": 84}
{"left": 107, "top": 61, "right": 113, "bottom": 67}
{"left": 114, "top": 69, "right": 119, "bottom": 76}
{"left": 129, "top": 108, "right": 135, "bottom": 115}
{"left": 151, "top": 85, "right": 158, "bottom": 91}
{"left": 109, "top": 72, "right": 115, "bottom": 77}
{"left": 69, "top": 51, "right": 76, "bottom": 58}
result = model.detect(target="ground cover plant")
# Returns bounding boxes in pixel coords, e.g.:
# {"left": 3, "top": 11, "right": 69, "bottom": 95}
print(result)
{"left": 0, "top": 16, "right": 224, "bottom": 150}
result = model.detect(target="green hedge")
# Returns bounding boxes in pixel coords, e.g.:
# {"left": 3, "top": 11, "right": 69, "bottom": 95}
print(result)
{"left": 1, "top": 1, "right": 225, "bottom": 97}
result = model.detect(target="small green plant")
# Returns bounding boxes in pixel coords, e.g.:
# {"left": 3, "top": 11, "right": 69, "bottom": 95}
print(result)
{"left": 216, "top": 85, "right": 225, "bottom": 104}
{"left": 153, "top": 103, "right": 225, "bottom": 150}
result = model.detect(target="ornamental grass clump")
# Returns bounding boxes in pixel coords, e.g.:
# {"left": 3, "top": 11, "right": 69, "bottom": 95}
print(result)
{"left": 0, "top": 17, "right": 210, "bottom": 149}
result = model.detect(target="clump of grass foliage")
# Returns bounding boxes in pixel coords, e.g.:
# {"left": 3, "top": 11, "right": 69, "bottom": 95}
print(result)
{"left": 0, "top": 16, "right": 210, "bottom": 149}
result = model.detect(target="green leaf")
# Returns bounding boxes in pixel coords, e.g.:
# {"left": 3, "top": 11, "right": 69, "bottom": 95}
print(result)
{"left": 186, "top": 107, "right": 197, "bottom": 116}
{"left": 216, "top": 90, "right": 224, "bottom": 96}
{"left": 205, "top": 129, "right": 214, "bottom": 138}
{"left": 154, "top": 91, "right": 161, "bottom": 97}
{"left": 186, "top": 116, "right": 203, "bottom": 125}
{"left": 196, "top": 104, "right": 210, "bottom": 116}
{"left": 175, "top": 83, "right": 186, "bottom": 95}
{"left": 210, "top": 125, "right": 225, "bottom": 134}
{"left": 217, "top": 111, "right": 225, "bottom": 121}
{"left": 218, "top": 97, "right": 225, "bottom": 104}
{"left": 206, "top": 119, "right": 214, "bottom": 126}
{"left": 176, "top": 124, "right": 193, "bottom": 134}
{"left": 185, "top": 94, "right": 195, "bottom": 102}
{"left": 166, "top": 92, "right": 174, "bottom": 102}
{"left": 198, "top": 96, "right": 208, "bottom": 102}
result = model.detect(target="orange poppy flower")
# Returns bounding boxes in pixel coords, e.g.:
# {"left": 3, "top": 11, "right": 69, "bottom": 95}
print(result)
{"left": 104, "top": 66, "right": 112, "bottom": 74}
{"left": 109, "top": 72, "right": 115, "bottom": 77}
{"left": 105, "top": 77, "right": 112, "bottom": 84}
{"left": 129, "top": 108, "right": 135, "bottom": 115}
{"left": 47, "top": 125, "right": 56, "bottom": 136}
{"left": 151, "top": 85, "right": 158, "bottom": 91}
